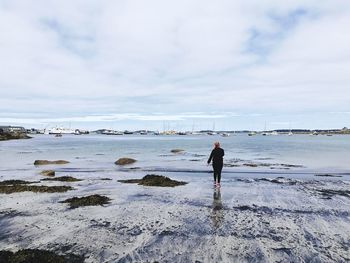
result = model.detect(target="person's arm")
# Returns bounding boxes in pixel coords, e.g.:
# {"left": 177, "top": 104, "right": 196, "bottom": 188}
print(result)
{"left": 207, "top": 150, "right": 214, "bottom": 164}
{"left": 222, "top": 149, "right": 225, "bottom": 157}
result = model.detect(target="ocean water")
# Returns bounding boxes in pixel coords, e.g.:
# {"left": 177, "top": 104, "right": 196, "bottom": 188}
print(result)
{"left": 1, "top": 134, "right": 350, "bottom": 180}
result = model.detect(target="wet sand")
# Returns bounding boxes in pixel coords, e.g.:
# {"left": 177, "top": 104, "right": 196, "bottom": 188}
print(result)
{"left": 0, "top": 167, "right": 349, "bottom": 262}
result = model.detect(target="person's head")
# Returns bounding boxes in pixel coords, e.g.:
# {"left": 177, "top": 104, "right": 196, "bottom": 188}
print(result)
{"left": 214, "top": 141, "right": 220, "bottom": 148}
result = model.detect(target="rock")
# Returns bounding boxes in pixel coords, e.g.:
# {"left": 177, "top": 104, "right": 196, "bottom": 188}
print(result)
{"left": 114, "top": 158, "right": 136, "bottom": 165}
{"left": 118, "top": 174, "right": 188, "bottom": 187}
{"left": 0, "top": 133, "right": 31, "bottom": 141}
{"left": 171, "top": 149, "right": 184, "bottom": 153}
{"left": 0, "top": 249, "right": 84, "bottom": 263}
{"left": 42, "top": 176, "right": 81, "bottom": 182}
{"left": 0, "top": 185, "right": 73, "bottom": 194}
{"left": 0, "top": 180, "right": 34, "bottom": 186}
{"left": 40, "top": 170, "right": 55, "bottom": 176}
{"left": 60, "top": 194, "right": 111, "bottom": 209}
{"left": 34, "top": 160, "right": 70, "bottom": 165}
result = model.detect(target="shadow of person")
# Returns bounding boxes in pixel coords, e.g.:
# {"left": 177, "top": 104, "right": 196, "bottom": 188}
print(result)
{"left": 210, "top": 188, "right": 224, "bottom": 230}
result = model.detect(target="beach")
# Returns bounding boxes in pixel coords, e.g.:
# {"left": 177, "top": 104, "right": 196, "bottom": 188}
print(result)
{"left": 0, "top": 134, "right": 349, "bottom": 262}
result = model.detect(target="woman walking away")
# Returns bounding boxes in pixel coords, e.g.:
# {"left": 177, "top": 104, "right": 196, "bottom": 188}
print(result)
{"left": 207, "top": 142, "right": 224, "bottom": 188}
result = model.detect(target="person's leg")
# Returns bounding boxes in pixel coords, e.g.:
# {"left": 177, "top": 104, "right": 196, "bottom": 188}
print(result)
{"left": 217, "top": 164, "right": 223, "bottom": 184}
{"left": 213, "top": 165, "right": 218, "bottom": 184}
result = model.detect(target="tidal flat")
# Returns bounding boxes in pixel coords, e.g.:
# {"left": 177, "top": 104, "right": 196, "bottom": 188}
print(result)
{"left": 0, "top": 134, "right": 349, "bottom": 262}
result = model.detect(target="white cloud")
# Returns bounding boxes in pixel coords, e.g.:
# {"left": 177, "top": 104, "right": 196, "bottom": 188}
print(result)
{"left": 0, "top": 0, "right": 349, "bottom": 129}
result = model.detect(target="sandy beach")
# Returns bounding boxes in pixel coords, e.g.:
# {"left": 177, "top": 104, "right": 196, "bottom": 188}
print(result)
{"left": 0, "top": 135, "right": 349, "bottom": 262}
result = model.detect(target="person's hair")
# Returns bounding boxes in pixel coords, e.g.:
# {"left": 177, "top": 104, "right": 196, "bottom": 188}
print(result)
{"left": 214, "top": 142, "right": 220, "bottom": 148}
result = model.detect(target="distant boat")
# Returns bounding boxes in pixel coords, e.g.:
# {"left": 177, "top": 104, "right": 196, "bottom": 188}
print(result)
{"left": 55, "top": 133, "right": 62, "bottom": 137}
{"left": 310, "top": 131, "right": 319, "bottom": 136}
{"left": 248, "top": 132, "right": 257, "bottom": 136}
{"left": 49, "top": 127, "right": 75, "bottom": 134}
{"left": 220, "top": 132, "right": 230, "bottom": 137}
{"left": 74, "top": 129, "right": 81, "bottom": 135}
{"left": 207, "top": 131, "right": 217, "bottom": 135}
{"left": 139, "top": 130, "right": 148, "bottom": 135}
{"left": 270, "top": 131, "right": 278, "bottom": 136}
{"left": 288, "top": 132, "right": 293, "bottom": 136}
{"left": 123, "top": 130, "right": 133, "bottom": 135}
{"left": 102, "top": 130, "right": 123, "bottom": 135}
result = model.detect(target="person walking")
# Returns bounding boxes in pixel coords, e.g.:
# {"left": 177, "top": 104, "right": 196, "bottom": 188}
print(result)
{"left": 207, "top": 142, "right": 224, "bottom": 187}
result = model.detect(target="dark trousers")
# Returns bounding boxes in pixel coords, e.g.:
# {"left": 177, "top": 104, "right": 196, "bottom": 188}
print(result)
{"left": 212, "top": 163, "right": 223, "bottom": 183}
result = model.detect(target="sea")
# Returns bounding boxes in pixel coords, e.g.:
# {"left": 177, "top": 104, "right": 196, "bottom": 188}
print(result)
{"left": 1, "top": 133, "right": 350, "bottom": 180}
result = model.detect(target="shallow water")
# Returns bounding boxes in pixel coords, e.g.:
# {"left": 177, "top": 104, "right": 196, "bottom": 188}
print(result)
{"left": 1, "top": 134, "right": 350, "bottom": 178}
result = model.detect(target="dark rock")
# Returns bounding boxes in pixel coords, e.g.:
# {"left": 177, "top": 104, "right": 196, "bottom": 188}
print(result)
{"left": 60, "top": 194, "right": 111, "bottom": 209}
{"left": 114, "top": 158, "right": 137, "bottom": 165}
{"left": 171, "top": 149, "right": 185, "bottom": 153}
{"left": 42, "top": 176, "right": 81, "bottom": 182}
{"left": 0, "top": 133, "right": 31, "bottom": 141}
{"left": 40, "top": 170, "right": 55, "bottom": 177}
{"left": 118, "top": 174, "right": 187, "bottom": 187}
{"left": 34, "top": 160, "right": 70, "bottom": 165}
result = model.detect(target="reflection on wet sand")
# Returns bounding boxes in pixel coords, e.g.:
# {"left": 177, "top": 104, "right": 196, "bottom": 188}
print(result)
{"left": 210, "top": 188, "right": 224, "bottom": 229}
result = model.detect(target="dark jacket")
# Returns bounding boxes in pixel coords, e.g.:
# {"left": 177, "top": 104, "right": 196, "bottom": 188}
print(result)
{"left": 207, "top": 147, "right": 224, "bottom": 165}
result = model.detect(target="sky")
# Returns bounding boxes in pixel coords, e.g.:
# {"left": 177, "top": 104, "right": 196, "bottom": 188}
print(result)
{"left": 0, "top": 0, "right": 350, "bottom": 131}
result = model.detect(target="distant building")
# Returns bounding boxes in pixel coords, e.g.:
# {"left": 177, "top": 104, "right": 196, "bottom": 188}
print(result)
{"left": 0, "top": 126, "right": 26, "bottom": 134}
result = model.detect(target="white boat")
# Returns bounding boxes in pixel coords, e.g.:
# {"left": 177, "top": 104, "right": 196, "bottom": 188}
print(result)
{"left": 220, "top": 132, "right": 230, "bottom": 137}
{"left": 271, "top": 131, "right": 278, "bottom": 136}
{"left": 288, "top": 132, "right": 293, "bottom": 136}
{"left": 102, "top": 130, "right": 123, "bottom": 135}
{"left": 248, "top": 132, "right": 257, "bottom": 136}
{"left": 49, "top": 127, "right": 75, "bottom": 134}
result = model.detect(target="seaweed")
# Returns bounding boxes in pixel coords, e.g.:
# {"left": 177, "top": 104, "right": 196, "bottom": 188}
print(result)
{"left": 114, "top": 158, "right": 136, "bottom": 165}
{"left": 170, "top": 149, "right": 184, "bottom": 153}
{"left": 60, "top": 194, "right": 111, "bottom": 209}
{"left": 0, "top": 249, "right": 84, "bottom": 263}
{"left": 118, "top": 174, "right": 187, "bottom": 187}
{"left": 42, "top": 176, "right": 81, "bottom": 182}
{"left": 315, "top": 174, "right": 342, "bottom": 177}
{"left": 0, "top": 180, "right": 34, "bottom": 186}
{"left": 34, "top": 160, "right": 70, "bottom": 165}
{"left": 0, "top": 185, "right": 73, "bottom": 194}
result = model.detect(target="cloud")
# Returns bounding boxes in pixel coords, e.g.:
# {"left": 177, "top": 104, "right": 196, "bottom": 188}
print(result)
{"left": 0, "top": 0, "right": 349, "bottom": 129}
